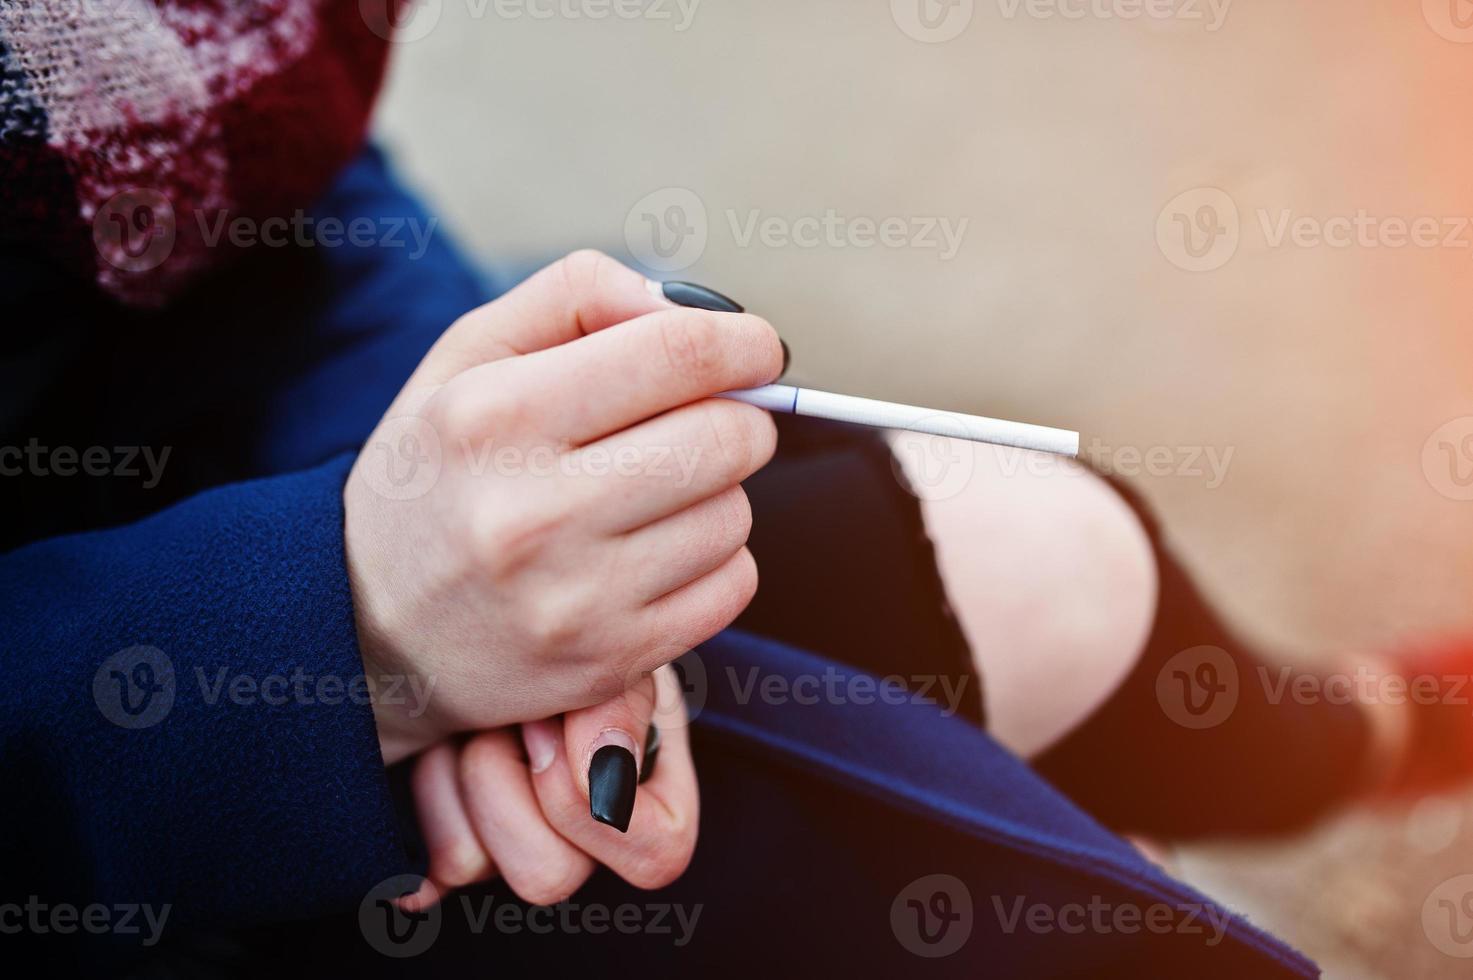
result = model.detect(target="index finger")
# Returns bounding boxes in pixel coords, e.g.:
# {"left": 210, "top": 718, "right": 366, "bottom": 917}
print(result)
{"left": 450, "top": 306, "right": 784, "bottom": 446}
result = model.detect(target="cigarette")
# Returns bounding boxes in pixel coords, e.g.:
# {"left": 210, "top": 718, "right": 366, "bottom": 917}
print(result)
{"left": 644, "top": 278, "right": 1078, "bottom": 456}
{"left": 718, "top": 384, "right": 1079, "bottom": 457}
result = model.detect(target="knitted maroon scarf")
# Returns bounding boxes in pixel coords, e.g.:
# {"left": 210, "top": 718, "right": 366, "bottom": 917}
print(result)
{"left": 0, "top": 1, "right": 399, "bottom": 307}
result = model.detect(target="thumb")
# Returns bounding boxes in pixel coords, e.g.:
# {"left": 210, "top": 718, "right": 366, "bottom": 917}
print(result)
{"left": 416, "top": 249, "right": 669, "bottom": 385}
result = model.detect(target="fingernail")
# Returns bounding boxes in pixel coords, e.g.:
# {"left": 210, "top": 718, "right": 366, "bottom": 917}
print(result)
{"left": 652, "top": 279, "right": 745, "bottom": 314}
{"left": 779, "top": 339, "right": 791, "bottom": 377}
{"left": 639, "top": 724, "right": 662, "bottom": 785}
{"left": 588, "top": 731, "right": 639, "bottom": 833}
{"left": 522, "top": 718, "right": 558, "bottom": 774}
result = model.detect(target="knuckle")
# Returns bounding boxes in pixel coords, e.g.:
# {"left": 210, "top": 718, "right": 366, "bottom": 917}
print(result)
{"left": 624, "top": 837, "right": 696, "bottom": 890}
{"left": 434, "top": 386, "right": 484, "bottom": 439}
{"left": 701, "top": 402, "right": 759, "bottom": 476}
{"left": 683, "top": 548, "right": 758, "bottom": 644}
{"left": 726, "top": 547, "right": 760, "bottom": 611}
{"left": 558, "top": 248, "right": 614, "bottom": 294}
{"left": 708, "top": 486, "right": 753, "bottom": 551}
{"left": 753, "top": 317, "right": 785, "bottom": 377}
{"left": 458, "top": 732, "right": 505, "bottom": 783}
{"left": 522, "top": 588, "right": 586, "bottom": 651}
{"left": 430, "top": 843, "right": 490, "bottom": 889}
{"left": 470, "top": 503, "right": 564, "bottom": 580}
{"left": 657, "top": 312, "right": 724, "bottom": 386}
{"left": 507, "top": 859, "right": 588, "bottom": 908}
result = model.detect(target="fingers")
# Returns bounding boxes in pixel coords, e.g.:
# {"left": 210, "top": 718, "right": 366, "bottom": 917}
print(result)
{"left": 621, "top": 546, "right": 758, "bottom": 674}
{"left": 457, "top": 729, "right": 596, "bottom": 906}
{"left": 418, "top": 250, "right": 668, "bottom": 384}
{"left": 443, "top": 305, "right": 784, "bottom": 448}
{"left": 618, "top": 486, "right": 753, "bottom": 602}
{"left": 527, "top": 667, "right": 699, "bottom": 890}
{"left": 575, "top": 398, "right": 776, "bottom": 534}
{"left": 402, "top": 742, "right": 495, "bottom": 909}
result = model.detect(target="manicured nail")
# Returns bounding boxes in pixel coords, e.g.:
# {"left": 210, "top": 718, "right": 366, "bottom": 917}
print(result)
{"left": 647, "top": 278, "right": 787, "bottom": 374}
{"left": 522, "top": 718, "right": 558, "bottom": 774}
{"left": 588, "top": 731, "right": 639, "bottom": 832}
{"left": 639, "top": 724, "right": 662, "bottom": 785}
{"left": 649, "top": 279, "right": 745, "bottom": 314}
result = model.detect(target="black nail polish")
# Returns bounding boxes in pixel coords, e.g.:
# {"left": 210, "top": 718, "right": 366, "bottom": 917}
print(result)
{"left": 589, "top": 744, "right": 638, "bottom": 832}
{"left": 661, "top": 281, "right": 744, "bottom": 313}
{"left": 639, "top": 725, "right": 661, "bottom": 785}
{"left": 779, "top": 339, "right": 791, "bottom": 377}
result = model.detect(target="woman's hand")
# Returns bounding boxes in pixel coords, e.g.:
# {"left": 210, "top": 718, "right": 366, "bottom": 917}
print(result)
{"left": 344, "top": 250, "right": 783, "bottom": 764}
{"left": 400, "top": 666, "right": 697, "bottom": 908}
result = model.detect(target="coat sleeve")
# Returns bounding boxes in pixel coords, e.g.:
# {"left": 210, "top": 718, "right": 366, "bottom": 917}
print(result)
{"left": 0, "top": 450, "right": 413, "bottom": 930}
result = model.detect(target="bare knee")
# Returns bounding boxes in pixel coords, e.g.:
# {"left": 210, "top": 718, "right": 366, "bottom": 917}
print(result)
{"left": 891, "top": 433, "right": 1159, "bottom": 758}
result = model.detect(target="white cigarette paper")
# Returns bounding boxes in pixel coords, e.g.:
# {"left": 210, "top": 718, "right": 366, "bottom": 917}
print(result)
{"left": 718, "top": 384, "right": 1079, "bottom": 457}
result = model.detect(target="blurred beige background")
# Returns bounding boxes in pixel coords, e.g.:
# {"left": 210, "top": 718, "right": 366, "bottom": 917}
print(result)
{"left": 374, "top": 1, "right": 1473, "bottom": 975}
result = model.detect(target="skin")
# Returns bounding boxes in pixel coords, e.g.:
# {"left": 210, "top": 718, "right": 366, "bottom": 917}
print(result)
{"left": 345, "top": 250, "right": 776, "bottom": 905}
{"left": 349, "top": 251, "right": 1406, "bottom": 910}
